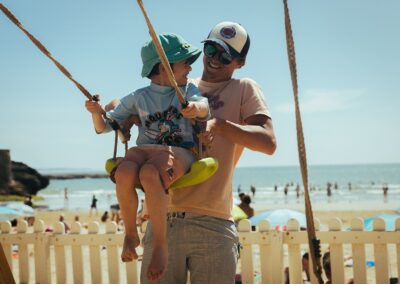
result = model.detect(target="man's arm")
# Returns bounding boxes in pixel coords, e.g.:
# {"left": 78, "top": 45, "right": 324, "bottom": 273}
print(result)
{"left": 206, "top": 114, "right": 276, "bottom": 155}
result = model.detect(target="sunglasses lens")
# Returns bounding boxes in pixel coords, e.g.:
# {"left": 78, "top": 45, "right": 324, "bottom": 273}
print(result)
{"left": 204, "top": 43, "right": 233, "bottom": 65}
{"left": 204, "top": 44, "right": 217, "bottom": 58}
{"left": 220, "top": 53, "right": 232, "bottom": 65}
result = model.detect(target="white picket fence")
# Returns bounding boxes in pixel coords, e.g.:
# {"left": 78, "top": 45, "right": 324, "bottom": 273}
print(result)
{"left": 1, "top": 217, "right": 399, "bottom": 284}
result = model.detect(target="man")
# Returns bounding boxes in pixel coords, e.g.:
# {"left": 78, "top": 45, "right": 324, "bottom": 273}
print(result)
{"left": 140, "top": 21, "right": 276, "bottom": 283}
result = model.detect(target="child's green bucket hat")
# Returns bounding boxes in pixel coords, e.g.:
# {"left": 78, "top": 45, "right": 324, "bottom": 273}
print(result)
{"left": 141, "top": 33, "right": 201, "bottom": 78}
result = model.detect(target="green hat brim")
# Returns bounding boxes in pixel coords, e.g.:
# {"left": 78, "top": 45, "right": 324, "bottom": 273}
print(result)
{"left": 141, "top": 48, "right": 201, "bottom": 78}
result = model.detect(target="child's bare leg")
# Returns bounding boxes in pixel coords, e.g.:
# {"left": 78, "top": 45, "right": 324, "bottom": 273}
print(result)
{"left": 115, "top": 149, "right": 146, "bottom": 262}
{"left": 139, "top": 163, "right": 170, "bottom": 281}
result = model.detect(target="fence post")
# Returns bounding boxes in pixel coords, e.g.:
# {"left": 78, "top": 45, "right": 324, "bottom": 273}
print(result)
{"left": 106, "top": 222, "right": 120, "bottom": 284}
{"left": 16, "top": 220, "right": 29, "bottom": 283}
{"left": 350, "top": 218, "right": 367, "bottom": 284}
{"left": 328, "top": 218, "right": 345, "bottom": 284}
{"left": 373, "top": 218, "right": 389, "bottom": 283}
{"left": 71, "top": 222, "right": 84, "bottom": 284}
{"left": 258, "top": 220, "right": 272, "bottom": 284}
{"left": 238, "top": 219, "right": 254, "bottom": 284}
{"left": 54, "top": 221, "right": 67, "bottom": 283}
{"left": 270, "top": 225, "right": 284, "bottom": 283}
{"left": 34, "top": 220, "right": 50, "bottom": 284}
{"left": 287, "top": 219, "right": 302, "bottom": 284}
{"left": 88, "top": 222, "right": 102, "bottom": 284}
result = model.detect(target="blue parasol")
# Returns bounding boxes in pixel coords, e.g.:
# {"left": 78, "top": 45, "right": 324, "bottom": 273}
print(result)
{"left": 250, "top": 208, "right": 306, "bottom": 228}
{"left": 0, "top": 206, "right": 23, "bottom": 222}
{"left": 363, "top": 213, "right": 400, "bottom": 231}
{"left": 4, "top": 202, "right": 34, "bottom": 216}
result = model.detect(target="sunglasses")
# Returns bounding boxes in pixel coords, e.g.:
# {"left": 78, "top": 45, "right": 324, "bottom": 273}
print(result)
{"left": 203, "top": 43, "right": 233, "bottom": 65}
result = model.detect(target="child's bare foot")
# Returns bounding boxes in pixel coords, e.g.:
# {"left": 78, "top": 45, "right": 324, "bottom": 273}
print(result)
{"left": 147, "top": 244, "right": 168, "bottom": 281}
{"left": 121, "top": 234, "right": 140, "bottom": 262}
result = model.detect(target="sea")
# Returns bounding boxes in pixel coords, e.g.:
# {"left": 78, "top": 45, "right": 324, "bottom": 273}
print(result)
{"left": 36, "top": 163, "right": 400, "bottom": 212}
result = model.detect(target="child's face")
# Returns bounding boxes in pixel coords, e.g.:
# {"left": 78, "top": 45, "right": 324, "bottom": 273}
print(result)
{"left": 172, "top": 60, "right": 192, "bottom": 86}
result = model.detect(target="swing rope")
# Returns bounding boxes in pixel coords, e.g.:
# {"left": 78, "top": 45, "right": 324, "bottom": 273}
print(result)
{"left": 283, "top": 0, "right": 324, "bottom": 282}
{"left": 0, "top": 3, "right": 127, "bottom": 160}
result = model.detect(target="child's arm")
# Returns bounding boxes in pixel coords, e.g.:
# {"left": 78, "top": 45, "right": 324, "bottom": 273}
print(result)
{"left": 180, "top": 101, "right": 209, "bottom": 119}
{"left": 85, "top": 99, "right": 107, "bottom": 133}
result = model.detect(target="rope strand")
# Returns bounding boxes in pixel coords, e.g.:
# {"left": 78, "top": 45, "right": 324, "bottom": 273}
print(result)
{"left": 283, "top": 0, "right": 324, "bottom": 282}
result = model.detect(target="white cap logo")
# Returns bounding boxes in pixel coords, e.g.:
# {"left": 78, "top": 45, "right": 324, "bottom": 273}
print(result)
{"left": 220, "top": 26, "right": 236, "bottom": 39}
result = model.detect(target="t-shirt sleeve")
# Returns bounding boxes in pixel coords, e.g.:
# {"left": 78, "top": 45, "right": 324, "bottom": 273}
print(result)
{"left": 240, "top": 78, "right": 271, "bottom": 123}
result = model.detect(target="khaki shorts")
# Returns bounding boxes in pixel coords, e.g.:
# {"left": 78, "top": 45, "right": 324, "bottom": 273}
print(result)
{"left": 111, "top": 144, "right": 195, "bottom": 189}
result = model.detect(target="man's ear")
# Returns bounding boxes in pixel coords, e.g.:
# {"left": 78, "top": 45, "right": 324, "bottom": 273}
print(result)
{"left": 236, "top": 58, "right": 246, "bottom": 69}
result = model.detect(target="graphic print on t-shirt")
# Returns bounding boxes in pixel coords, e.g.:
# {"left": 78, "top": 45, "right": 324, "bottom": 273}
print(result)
{"left": 203, "top": 93, "right": 224, "bottom": 110}
{"left": 143, "top": 105, "right": 193, "bottom": 148}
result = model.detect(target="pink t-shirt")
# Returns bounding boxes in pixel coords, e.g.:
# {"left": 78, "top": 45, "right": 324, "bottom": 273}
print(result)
{"left": 168, "top": 77, "right": 271, "bottom": 220}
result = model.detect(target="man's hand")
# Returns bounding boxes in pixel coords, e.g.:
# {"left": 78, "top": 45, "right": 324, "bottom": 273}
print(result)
{"left": 201, "top": 117, "right": 223, "bottom": 147}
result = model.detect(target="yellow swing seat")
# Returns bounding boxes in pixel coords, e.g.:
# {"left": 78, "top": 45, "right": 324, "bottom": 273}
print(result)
{"left": 105, "top": 157, "right": 218, "bottom": 190}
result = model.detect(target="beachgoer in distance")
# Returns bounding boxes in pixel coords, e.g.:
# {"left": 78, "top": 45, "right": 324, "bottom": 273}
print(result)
{"left": 140, "top": 22, "right": 276, "bottom": 283}
{"left": 101, "top": 211, "right": 109, "bottom": 222}
{"left": 59, "top": 214, "right": 70, "bottom": 233}
{"left": 64, "top": 187, "right": 68, "bottom": 200}
{"left": 85, "top": 33, "right": 209, "bottom": 281}
{"left": 110, "top": 203, "right": 120, "bottom": 222}
{"left": 250, "top": 184, "right": 256, "bottom": 197}
{"left": 238, "top": 194, "right": 254, "bottom": 218}
{"left": 89, "top": 194, "right": 98, "bottom": 216}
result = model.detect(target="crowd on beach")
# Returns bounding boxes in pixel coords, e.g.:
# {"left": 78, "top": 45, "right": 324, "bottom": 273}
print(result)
{"left": 236, "top": 181, "right": 394, "bottom": 200}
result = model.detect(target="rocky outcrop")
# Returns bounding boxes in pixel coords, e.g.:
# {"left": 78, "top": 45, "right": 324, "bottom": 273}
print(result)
{"left": 0, "top": 150, "right": 49, "bottom": 196}
{"left": 9, "top": 161, "right": 50, "bottom": 195}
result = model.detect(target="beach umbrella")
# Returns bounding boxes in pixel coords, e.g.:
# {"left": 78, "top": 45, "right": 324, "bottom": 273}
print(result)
{"left": 0, "top": 206, "right": 23, "bottom": 222}
{"left": 4, "top": 202, "right": 34, "bottom": 216}
{"left": 232, "top": 205, "right": 248, "bottom": 221}
{"left": 363, "top": 213, "right": 400, "bottom": 231}
{"left": 250, "top": 208, "right": 306, "bottom": 229}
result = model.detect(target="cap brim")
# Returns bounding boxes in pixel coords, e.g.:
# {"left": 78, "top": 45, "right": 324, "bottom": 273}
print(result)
{"left": 202, "top": 38, "right": 231, "bottom": 55}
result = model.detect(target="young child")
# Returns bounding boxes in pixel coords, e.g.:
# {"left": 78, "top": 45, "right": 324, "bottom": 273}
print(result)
{"left": 85, "top": 33, "right": 209, "bottom": 281}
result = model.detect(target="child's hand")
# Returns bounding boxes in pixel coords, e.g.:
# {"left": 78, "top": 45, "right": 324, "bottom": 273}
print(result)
{"left": 85, "top": 97, "right": 104, "bottom": 114}
{"left": 180, "top": 102, "right": 199, "bottom": 118}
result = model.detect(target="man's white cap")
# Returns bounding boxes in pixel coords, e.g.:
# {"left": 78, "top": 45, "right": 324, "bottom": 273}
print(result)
{"left": 203, "top": 21, "right": 250, "bottom": 58}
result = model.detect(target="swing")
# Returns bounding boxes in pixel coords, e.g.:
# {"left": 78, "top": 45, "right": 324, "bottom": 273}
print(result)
{"left": 105, "top": 156, "right": 218, "bottom": 190}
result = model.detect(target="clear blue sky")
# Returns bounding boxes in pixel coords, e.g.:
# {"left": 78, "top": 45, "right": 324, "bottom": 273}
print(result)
{"left": 1, "top": 0, "right": 399, "bottom": 171}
